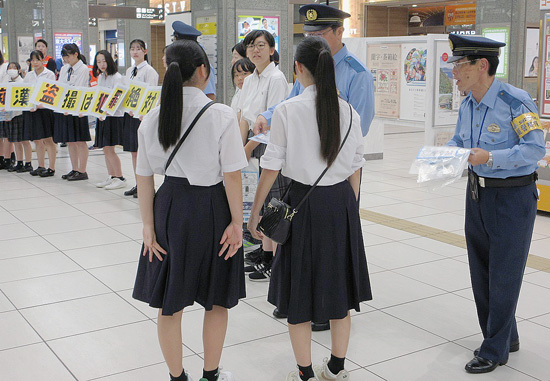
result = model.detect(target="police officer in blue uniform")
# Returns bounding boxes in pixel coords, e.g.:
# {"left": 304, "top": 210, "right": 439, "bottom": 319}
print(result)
{"left": 251, "top": 3, "right": 375, "bottom": 332}
{"left": 172, "top": 21, "right": 217, "bottom": 101}
{"left": 447, "top": 34, "right": 545, "bottom": 374}
{"left": 253, "top": 3, "right": 375, "bottom": 137}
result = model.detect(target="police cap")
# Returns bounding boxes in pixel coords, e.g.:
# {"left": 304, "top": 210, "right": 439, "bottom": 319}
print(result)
{"left": 299, "top": 4, "right": 351, "bottom": 32}
{"left": 172, "top": 21, "right": 202, "bottom": 40}
{"left": 447, "top": 34, "right": 505, "bottom": 63}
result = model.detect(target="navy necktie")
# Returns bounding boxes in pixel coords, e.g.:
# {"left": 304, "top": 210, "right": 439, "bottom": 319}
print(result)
{"left": 67, "top": 67, "right": 73, "bottom": 81}
{"left": 131, "top": 67, "right": 137, "bottom": 79}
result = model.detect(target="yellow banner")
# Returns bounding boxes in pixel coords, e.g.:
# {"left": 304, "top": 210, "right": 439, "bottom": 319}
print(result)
{"left": 31, "top": 80, "right": 66, "bottom": 110}
{"left": 78, "top": 89, "right": 97, "bottom": 115}
{"left": 136, "top": 87, "right": 161, "bottom": 118}
{"left": 90, "top": 87, "right": 111, "bottom": 118}
{"left": 121, "top": 81, "right": 148, "bottom": 113}
{"left": 58, "top": 88, "right": 85, "bottom": 115}
{"left": 102, "top": 85, "right": 128, "bottom": 115}
{"left": 0, "top": 86, "right": 7, "bottom": 108}
{"left": 5, "top": 84, "right": 34, "bottom": 111}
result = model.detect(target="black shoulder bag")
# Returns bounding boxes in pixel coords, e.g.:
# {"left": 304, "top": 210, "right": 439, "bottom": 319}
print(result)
{"left": 257, "top": 103, "right": 354, "bottom": 245}
{"left": 164, "top": 101, "right": 215, "bottom": 172}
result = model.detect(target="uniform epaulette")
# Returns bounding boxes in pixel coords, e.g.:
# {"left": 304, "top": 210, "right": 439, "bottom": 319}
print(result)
{"left": 345, "top": 55, "right": 366, "bottom": 73}
{"left": 497, "top": 90, "right": 523, "bottom": 110}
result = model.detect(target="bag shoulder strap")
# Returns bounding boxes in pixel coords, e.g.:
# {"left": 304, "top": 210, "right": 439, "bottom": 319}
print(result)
{"left": 165, "top": 101, "right": 215, "bottom": 172}
{"left": 294, "top": 103, "right": 354, "bottom": 210}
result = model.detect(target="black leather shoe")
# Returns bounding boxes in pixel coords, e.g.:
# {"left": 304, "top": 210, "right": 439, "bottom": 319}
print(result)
{"left": 62, "top": 170, "right": 76, "bottom": 180}
{"left": 273, "top": 308, "right": 287, "bottom": 319}
{"left": 473, "top": 340, "right": 519, "bottom": 357}
{"left": 30, "top": 167, "right": 46, "bottom": 176}
{"left": 311, "top": 321, "right": 330, "bottom": 332}
{"left": 465, "top": 356, "right": 505, "bottom": 374}
{"left": 39, "top": 168, "right": 55, "bottom": 177}
{"left": 8, "top": 163, "right": 22, "bottom": 172}
{"left": 67, "top": 171, "right": 88, "bottom": 181}
{"left": 124, "top": 186, "right": 137, "bottom": 196}
{"left": 18, "top": 163, "right": 33, "bottom": 173}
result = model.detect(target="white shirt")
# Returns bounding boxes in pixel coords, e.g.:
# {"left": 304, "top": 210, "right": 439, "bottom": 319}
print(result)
{"left": 58, "top": 60, "right": 89, "bottom": 87}
{"left": 238, "top": 62, "right": 288, "bottom": 129}
{"left": 261, "top": 86, "right": 365, "bottom": 186}
{"left": 136, "top": 86, "right": 247, "bottom": 186}
{"left": 0, "top": 62, "right": 9, "bottom": 84}
{"left": 98, "top": 72, "right": 124, "bottom": 117}
{"left": 6, "top": 76, "right": 24, "bottom": 117}
{"left": 23, "top": 68, "right": 56, "bottom": 83}
{"left": 125, "top": 61, "right": 158, "bottom": 86}
{"left": 230, "top": 87, "right": 241, "bottom": 114}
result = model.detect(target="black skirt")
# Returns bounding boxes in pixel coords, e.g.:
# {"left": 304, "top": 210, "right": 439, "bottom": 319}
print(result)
{"left": 4, "top": 115, "right": 29, "bottom": 142}
{"left": 268, "top": 180, "right": 372, "bottom": 325}
{"left": 53, "top": 113, "right": 91, "bottom": 143}
{"left": 122, "top": 113, "right": 140, "bottom": 152}
{"left": 133, "top": 176, "right": 246, "bottom": 315}
{"left": 23, "top": 109, "right": 54, "bottom": 141}
{"left": 95, "top": 116, "right": 124, "bottom": 148}
{"left": 0, "top": 120, "right": 9, "bottom": 138}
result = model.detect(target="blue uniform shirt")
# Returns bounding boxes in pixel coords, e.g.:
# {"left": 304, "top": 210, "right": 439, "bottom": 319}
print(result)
{"left": 204, "top": 65, "right": 216, "bottom": 96}
{"left": 448, "top": 79, "right": 545, "bottom": 179}
{"left": 261, "top": 44, "right": 375, "bottom": 136}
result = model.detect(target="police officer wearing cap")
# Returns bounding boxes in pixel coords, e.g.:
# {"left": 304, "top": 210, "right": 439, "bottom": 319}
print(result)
{"left": 172, "top": 21, "right": 217, "bottom": 101}
{"left": 253, "top": 3, "right": 375, "bottom": 137}
{"left": 446, "top": 33, "right": 545, "bottom": 374}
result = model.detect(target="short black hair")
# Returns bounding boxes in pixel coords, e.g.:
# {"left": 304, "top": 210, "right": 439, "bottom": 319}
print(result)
{"left": 467, "top": 55, "right": 499, "bottom": 77}
{"left": 232, "top": 58, "right": 255, "bottom": 80}
{"left": 231, "top": 42, "right": 246, "bottom": 58}
{"left": 243, "top": 30, "right": 276, "bottom": 61}
{"left": 173, "top": 34, "right": 198, "bottom": 42}
{"left": 35, "top": 39, "right": 48, "bottom": 48}
{"left": 29, "top": 50, "right": 44, "bottom": 61}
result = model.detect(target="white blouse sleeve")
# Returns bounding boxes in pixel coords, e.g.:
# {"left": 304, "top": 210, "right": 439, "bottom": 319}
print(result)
{"left": 219, "top": 109, "right": 248, "bottom": 173}
{"left": 266, "top": 75, "right": 289, "bottom": 109}
{"left": 145, "top": 67, "right": 159, "bottom": 86}
{"left": 351, "top": 109, "right": 365, "bottom": 171}
{"left": 260, "top": 105, "right": 287, "bottom": 171}
{"left": 136, "top": 116, "right": 155, "bottom": 177}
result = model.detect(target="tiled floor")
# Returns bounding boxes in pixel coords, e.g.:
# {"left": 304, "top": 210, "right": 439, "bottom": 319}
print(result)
{"left": 1, "top": 132, "right": 550, "bottom": 381}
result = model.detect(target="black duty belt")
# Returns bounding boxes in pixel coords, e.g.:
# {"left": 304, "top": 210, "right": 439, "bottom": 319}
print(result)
{"left": 474, "top": 171, "right": 538, "bottom": 188}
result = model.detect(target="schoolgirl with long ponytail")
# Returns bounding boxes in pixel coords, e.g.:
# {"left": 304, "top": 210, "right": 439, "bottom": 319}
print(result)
{"left": 132, "top": 40, "right": 247, "bottom": 381}
{"left": 247, "top": 36, "right": 372, "bottom": 381}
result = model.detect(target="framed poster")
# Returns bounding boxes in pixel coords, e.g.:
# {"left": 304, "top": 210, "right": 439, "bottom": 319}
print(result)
{"left": 367, "top": 44, "right": 401, "bottom": 118}
{"left": 525, "top": 28, "right": 540, "bottom": 78}
{"left": 17, "top": 36, "right": 34, "bottom": 72}
{"left": 237, "top": 15, "right": 279, "bottom": 51}
{"left": 481, "top": 27, "right": 509, "bottom": 79}
{"left": 434, "top": 40, "right": 461, "bottom": 126}
{"left": 400, "top": 43, "right": 427, "bottom": 121}
{"left": 54, "top": 33, "right": 83, "bottom": 60}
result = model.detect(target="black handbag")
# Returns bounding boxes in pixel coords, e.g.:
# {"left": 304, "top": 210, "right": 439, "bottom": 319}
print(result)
{"left": 258, "top": 103, "right": 354, "bottom": 245}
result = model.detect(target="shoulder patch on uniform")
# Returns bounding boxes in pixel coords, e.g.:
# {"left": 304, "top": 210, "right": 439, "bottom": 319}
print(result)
{"left": 345, "top": 56, "right": 366, "bottom": 73}
{"left": 497, "top": 90, "right": 523, "bottom": 110}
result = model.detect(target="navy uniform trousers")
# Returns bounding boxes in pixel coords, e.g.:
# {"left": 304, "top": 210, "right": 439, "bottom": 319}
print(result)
{"left": 465, "top": 181, "right": 538, "bottom": 363}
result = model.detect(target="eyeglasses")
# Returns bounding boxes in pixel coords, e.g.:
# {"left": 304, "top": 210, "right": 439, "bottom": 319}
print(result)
{"left": 452, "top": 59, "right": 478, "bottom": 69}
{"left": 246, "top": 42, "right": 267, "bottom": 51}
{"left": 303, "top": 28, "right": 332, "bottom": 38}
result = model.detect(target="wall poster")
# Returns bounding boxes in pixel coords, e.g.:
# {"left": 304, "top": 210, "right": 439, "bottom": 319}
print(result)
{"left": 400, "top": 43, "right": 427, "bottom": 121}
{"left": 367, "top": 44, "right": 400, "bottom": 118}
{"left": 525, "top": 28, "right": 540, "bottom": 78}
{"left": 196, "top": 16, "right": 218, "bottom": 75}
{"left": 481, "top": 27, "right": 509, "bottom": 79}
{"left": 237, "top": 15, "right": 279, "bottom": 52}
{"left": 54, "top": 33, "right": 83, "bottom": 61}
{"left": 17, "top": 36, "right": 34, "bottom": 73}
{"left": 540, "top": 14, "right": 550, "bottom": 117}
{"left": 434, "top": 40, "right": 461, "bottom": 126}
{"left": 539, "top": 119, "right": 550, "bottom": 182}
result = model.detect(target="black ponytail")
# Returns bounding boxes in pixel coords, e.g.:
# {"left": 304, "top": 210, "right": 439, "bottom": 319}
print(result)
{"left": 158, "top": 40, "right": 211, "bottom": 151}
{"left": 295, "top": 36, "right": 340, "bottom": 166}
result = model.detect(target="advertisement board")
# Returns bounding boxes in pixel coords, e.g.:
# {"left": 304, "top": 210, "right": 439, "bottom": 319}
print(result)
{"left": 54, "top": 33, "right": 83, "bottom": 60}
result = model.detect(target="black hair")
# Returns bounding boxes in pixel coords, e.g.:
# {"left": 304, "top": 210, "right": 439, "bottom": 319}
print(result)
{"left": 243, "top": 30, "right": 276, "bottom": 62}
{"left": 231, "top": 58, "right": 255, "bottom": 87}
{"left": 159, "top": 40, "right": 211, "bottom": 151}
{"left": 61, "top": 43, "right": 84, "bottom": 63}
{"left": 467, "top": 55, "right": 499, "bottom": 77}
{"left": 8, "top": 62, "right": 22, "bottom": 78}
{"left": 35, "top": 39, "right": 48, "bottom": 48}
{"left": 0, "top": 53, "right": 4, "bottom": 66}
{"left": 231, "top": 42, "right": 246, "bottom": 59}
{"left": 273, "top": 50, "right": 280, "bottom": 66}
{"left": 130, "top": 39, "right": 149, "bottom": 62}
{"left": 29, "top": 50, "right": 45, "bottom": 61}
{"left": 295, "top": 36, "right": 340, "bottom": 166}
{"left": 93, "top": 50, "right": 117, "bottom": 77}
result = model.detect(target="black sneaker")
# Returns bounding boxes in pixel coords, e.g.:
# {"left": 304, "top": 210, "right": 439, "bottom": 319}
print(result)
{"left": 62, "top": 170, "right": 76, "bottom": 179}
{"left": 17, "top": 163, "right": 33, "bottom": 173}
{"left": 39, "top": 168, "right": 55, "bottom": 177}
{"left": 2, "top": 158, "right": 11, "bottom": 170}
{"left": 8, "top": 163, "right": 22, "bottom": 172}
{"left": 124, "top": 186, "right": 137, "bottom": 196}
{"left": 67, "top": 171, "right": 88, "bottom": 181}
{"left": 244, "top": 247, "right": 263, "bottom": 265}
{"left": 30, "top": 167, "right": 46, "bottom": 176}
{"left": 249, "top": 259, "right": 272, "bottom": 282}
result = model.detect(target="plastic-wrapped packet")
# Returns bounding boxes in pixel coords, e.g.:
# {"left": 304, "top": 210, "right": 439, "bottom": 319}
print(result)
{"left": 410, "top": 146, "right": 471, "bottom": 187}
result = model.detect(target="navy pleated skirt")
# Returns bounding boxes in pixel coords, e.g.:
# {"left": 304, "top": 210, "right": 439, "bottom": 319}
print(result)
{"left": 95, "top": 116, "right": 124, "bottom": 148}
{"left": 3, "top": 115, "right": 29, "bottom": 142}
{"left": 122, "top": 113, "right": 140, "bottom": 152}
{"left": 268, "top": 180, "right": 372, "bottom": 325}
{"left": 53, "top": 114, "right": 91, "bottom": 143}
{"left": 133, "top": 176, "right": 246, "bottom": 315}
{"left": 23, "top": 109, "right": 54, "bottom": 141}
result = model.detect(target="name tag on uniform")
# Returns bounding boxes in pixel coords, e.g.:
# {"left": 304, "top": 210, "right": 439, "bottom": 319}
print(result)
{"left": 487, "top": 124, "right": 500, "bottom": 133}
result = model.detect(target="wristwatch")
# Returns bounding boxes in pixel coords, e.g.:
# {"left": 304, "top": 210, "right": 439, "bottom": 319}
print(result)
{"left": 486, "top": 151, "right": 493, "bottom": 167}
